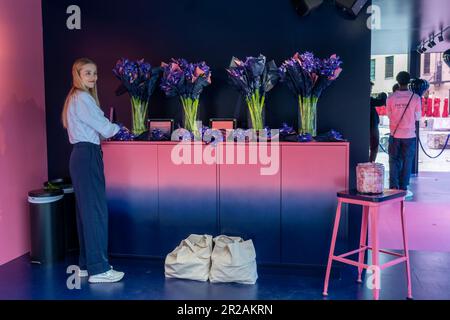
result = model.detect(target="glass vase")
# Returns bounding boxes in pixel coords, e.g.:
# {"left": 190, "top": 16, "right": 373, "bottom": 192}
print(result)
{"left": 298, "top": 96, "right": 318, "bottom": 136}
{"left": 130, "top": 97, "right": 148, "bottom": 136}
{"left": 245, "top": 91, "right": 265, "bottom": 130}
{"left": 180, "top": 96, "right": 200, "bottom": 134}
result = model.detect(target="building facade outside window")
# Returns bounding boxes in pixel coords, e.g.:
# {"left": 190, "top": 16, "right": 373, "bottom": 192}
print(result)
{"left": 371, "top": 59, "right": 376, "bottom": 81}
{"left": 371, "top": 54, "right": 409, "bottom": 94}
{"left": 424, "top": 53, "right": 431, "bottom": 75}
{"left": 385, "top": 56, "right": 394, "bottom": 79}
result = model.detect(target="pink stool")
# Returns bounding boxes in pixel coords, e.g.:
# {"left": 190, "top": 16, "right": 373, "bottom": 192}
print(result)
{"left": 322, "top": 189, "right": 413, "bottom": 300}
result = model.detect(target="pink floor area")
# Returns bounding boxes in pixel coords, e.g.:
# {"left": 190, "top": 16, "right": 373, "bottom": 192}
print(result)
{"left": 378, "top": 172, "right": 450, "bottom": 252}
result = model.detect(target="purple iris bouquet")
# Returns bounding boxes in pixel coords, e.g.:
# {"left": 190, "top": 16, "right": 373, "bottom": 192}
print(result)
{"left": 113, "top": 58, "right": 160, "bottom": 136}
{"left": 279, "top": 52, "right": 342, "bottom": 136}
{"left": 160, "top": 58, "right": 211, "bottom": 133}
{"left": 227, "top": 54, "right": 280, "bottom": 130}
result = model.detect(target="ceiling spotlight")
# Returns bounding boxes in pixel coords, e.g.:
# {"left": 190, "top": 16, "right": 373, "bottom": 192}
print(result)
{"left": 428, "top": 38, "right": 437, "bottom": 48}
{"left": 417, "top": 42, "right": 425, "bottom": 54}
{"left": 438, "top": 26, "right": 449, "bottom": 42}
{"left": 417, "top": 41, "right": 427, "bottom": 54}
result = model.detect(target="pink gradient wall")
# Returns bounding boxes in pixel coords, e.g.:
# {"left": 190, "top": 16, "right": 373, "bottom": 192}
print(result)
{"left": 0, "top": 0, "right": 47, "bottom": 265}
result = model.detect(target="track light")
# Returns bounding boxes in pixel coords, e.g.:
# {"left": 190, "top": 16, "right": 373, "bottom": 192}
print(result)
{"left": 416, "top": 41, "right": 427, "bottom": 54}
{"left": 438, "top": 26, "right": 449, "bottom": 42}
{"left": 416, "top": 26, "right": 449, "bottom": 54}
{"left": 428, "top": 35, "right": 437, "bottom": 48}
{"left": 422, "top": 41, "right": 428, "bottom": 52}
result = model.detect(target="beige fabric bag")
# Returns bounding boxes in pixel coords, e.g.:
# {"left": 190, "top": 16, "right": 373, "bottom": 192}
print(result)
{"left": 165, "top": 234, "right": 213, "bottom": 282}
{"left": 209, "top": 235, "right": 258, "bottom": 284}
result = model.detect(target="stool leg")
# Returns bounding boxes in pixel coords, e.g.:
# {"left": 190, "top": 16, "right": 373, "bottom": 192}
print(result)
{"left": 400, "top": 200, "right": 413, "bottom": 299}
{"left": 323, "top": 200, "right": 342, "bottom": 297}
{"left": 370, "top": 207, "right": 380, "bottom": 300}
{"left": 357, "top": 206, "right": 369, "bottom": 283}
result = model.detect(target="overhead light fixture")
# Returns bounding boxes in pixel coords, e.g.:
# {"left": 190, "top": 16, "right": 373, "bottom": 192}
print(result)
{"left": 416, "top": 26, "right": 449, "bottom": 54}
{"left": 416, "top": 44, "right": 424, "bottom": 54}
{"left": 428, "top": 35, "right": 437, "bottom": 48}
{"left": 438, "top": 26, "right": 449, "bottom": 42}
{"left": 417, "top": 41, "right": 427, "bottom": 54}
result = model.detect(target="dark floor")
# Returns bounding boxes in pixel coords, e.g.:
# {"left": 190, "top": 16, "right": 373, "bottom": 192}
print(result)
{"left": 1, "top": 250, "right": 450, "bottom": 300}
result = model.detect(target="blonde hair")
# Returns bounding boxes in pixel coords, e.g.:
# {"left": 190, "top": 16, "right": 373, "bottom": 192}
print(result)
{"left": 61, "top": 58, "right": 100, "bottom": 128}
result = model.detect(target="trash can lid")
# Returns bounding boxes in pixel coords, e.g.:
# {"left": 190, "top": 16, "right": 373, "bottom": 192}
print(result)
{"left": 28, "top": 189, "right": 64, "bottom": 198}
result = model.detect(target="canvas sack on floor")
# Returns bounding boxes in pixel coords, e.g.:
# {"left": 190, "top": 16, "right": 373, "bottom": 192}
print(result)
{"left": 209, "top": 235, "right": 258, "bottom": 284}
{"left": 165, "top": 234, "right": 213, "bottom": 282}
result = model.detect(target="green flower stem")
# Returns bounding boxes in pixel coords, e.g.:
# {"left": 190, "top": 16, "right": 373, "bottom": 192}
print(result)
{"left": 130, "top": 97, "right": 149, "bottom": 136}
{"left": 246, "top": 91, "right": 265, "bottom": 130}
{"left": 180, "top": 97, "right": 200, "bottom": 134}
{"left": 298, "top": 96, "right": 318, "bottom": 136}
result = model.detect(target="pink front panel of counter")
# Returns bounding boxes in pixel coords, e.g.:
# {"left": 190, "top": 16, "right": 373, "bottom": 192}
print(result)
{"left": 281, "top": 144, "right": 349, "bottom": 192}
{"left": 102, "top": 143, "right": 159, "bottom": 256}
{"left": 218, "top": 143, "right": 282, "bottom": 263}
{"left": 157, "top": 143, "right": 218, "bottom": 254}
{"left": 103, "top": 143, "right": 159, "bottom": 189}
{"left": 281, "top": 143, "right": 349, "bottom": 264}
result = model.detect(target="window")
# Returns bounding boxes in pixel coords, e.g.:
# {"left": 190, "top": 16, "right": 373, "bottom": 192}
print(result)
{"left": 370, "top": 59, "right": 376, "bottom": 81}
{"left": 423, "top": 53, "right": 431, "bottom": 74}
{"left": 436, "top": 62, "right": 442, "bottom": 83}
{"left": 385, "top": 56, "right": 394, "bottom": 79}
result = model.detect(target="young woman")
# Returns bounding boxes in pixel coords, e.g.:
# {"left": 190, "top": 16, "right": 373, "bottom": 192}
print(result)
{"left": 62, "top": 58, "right": 125, "bottom": 283}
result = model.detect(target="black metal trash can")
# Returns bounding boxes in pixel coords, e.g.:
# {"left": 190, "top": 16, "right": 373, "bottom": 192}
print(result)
{"left": 44, "top": 178, "right": 79, "bottom": 253}
{"left": 28, "top": 189, "right": 65, "bottom": 264}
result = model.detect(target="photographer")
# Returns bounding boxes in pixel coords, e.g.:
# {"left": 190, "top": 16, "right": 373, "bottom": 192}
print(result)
{"left": 386, "top": 72, "right": 422, "bottom": 199}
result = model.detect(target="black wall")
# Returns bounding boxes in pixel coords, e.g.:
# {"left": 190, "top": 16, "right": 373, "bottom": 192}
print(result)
{"left": 42, "top": 0, "right": 371, "bottom": 184}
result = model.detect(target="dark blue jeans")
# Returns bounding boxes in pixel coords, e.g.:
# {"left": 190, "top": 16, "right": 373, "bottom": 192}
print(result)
{"left": 388, "top": 137, "right": 416, "bottom": 190}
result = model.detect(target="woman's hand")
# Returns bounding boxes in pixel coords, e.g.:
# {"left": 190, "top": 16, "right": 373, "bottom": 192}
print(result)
{"left": 111, "top": 124, "right": 135, "bottom": 141}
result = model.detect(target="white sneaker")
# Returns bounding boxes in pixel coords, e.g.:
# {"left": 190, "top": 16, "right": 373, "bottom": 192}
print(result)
{"left": 88, "top": 269, "right": 125, "bottom": 284}
{"left": 78, "top": 265, "right": 113, "bottom": 278}
{"left": 405, "top": 190, "right": 414, "bottom": 200}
